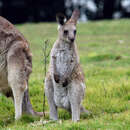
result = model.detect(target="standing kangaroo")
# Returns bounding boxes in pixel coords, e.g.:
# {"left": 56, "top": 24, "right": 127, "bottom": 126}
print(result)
{"left": 45, "top": 9, "right": 89, "bottom": 122}
{"left": 0, "top": 16, "right": 42, "bottom": 119}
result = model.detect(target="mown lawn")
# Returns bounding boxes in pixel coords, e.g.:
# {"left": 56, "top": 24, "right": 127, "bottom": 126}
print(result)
{"left": 0, "top": 19, "right": 130, "bottom": 130}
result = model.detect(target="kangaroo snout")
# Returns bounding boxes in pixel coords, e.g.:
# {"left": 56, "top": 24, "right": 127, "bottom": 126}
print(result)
{"left": 68, "top": 37, "right": 75, "bottom": 42}
{"left": 70, "top": 38, "right": 74, "bottom": 42}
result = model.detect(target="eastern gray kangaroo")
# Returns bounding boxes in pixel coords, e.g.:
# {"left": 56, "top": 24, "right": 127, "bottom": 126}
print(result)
{"left": 45, "top": 9, "right": 89, "bottom": 122}
{"left": 0, "top": 16, "right": 42, "bottom": 119}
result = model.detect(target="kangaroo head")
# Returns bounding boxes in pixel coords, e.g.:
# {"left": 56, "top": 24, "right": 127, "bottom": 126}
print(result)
{"left": 56, "top": 9, "right": 80, "bottom": 43}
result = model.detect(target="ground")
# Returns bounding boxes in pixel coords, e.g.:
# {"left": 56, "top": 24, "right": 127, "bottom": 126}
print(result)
{"left": 0, "top": 19, "right": 130, "bottom": 129}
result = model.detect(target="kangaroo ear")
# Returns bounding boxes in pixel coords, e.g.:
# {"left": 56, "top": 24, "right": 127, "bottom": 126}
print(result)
{"left": 71, "top": 9, "right": 80, "bottom": 22}
{"left": 67, "top": 9, "right": 80, "bottom": 25}
{"left": 56, "top": 13, "right": 67, "bottom": 26}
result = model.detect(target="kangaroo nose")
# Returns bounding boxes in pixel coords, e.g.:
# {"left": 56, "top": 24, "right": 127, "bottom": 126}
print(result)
{"left": 70, "top": 38, "right": 74, "bottom": 42}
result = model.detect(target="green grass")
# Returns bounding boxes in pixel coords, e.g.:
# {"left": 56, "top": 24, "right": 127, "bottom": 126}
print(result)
{"left": 0, "top": 19, "right": 130, "bottom": 129}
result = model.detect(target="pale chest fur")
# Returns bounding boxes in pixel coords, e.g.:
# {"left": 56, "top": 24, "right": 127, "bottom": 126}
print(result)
{"left": 50, "top": 42, "right": 77, "bottom": 77}
{"left": 57, "top": 50, "right": 72, "bottom": 75}
{"left": 55, "top": 51, "right": 75, "bottom": 77}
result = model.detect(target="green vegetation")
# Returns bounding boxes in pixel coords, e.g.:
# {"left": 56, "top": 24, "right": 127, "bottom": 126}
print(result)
{"left": 0, "top": 19, "right": 130, "bottom": 129}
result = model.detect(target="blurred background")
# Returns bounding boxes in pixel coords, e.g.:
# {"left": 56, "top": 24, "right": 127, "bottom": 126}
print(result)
{"left": 0, "top": 0, "right": 130, "bottom": 24}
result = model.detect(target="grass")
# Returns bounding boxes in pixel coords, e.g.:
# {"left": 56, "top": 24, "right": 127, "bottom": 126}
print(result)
{"left": 0, "top": 19, "right": 130, "bottom": 129}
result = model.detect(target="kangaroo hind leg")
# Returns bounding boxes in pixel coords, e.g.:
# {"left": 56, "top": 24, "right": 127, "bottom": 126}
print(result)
{"left": 45, "top": 75, "right": 58, "bottom": 120}
{"left": 7, "top": 48, "right": 27, "bottom": 120}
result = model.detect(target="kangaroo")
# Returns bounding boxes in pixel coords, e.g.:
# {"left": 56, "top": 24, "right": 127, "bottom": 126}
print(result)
{"left": 0, "top": 16, "right": 42, "bottom": 119}
{"left": 45, "top": 9, "right": 89, "bottom": 122}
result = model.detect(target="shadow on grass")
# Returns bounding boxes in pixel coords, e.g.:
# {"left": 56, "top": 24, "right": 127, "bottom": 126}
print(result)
{"left": 58, "top": 109, "right": 94, "bottom": 121}
{"left": 0, "top": 114, "right": 40, "bottom": 128}
{"left": 19, "top": 114, "right": 40, "bottom": 123}
{"left": 0, "top": 117, "right": 14, "bottom": 128}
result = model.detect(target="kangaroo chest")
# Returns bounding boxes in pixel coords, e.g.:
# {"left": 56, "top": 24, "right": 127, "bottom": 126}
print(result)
{"left": 55, "top": 48, "right": 74, "bottom": 77}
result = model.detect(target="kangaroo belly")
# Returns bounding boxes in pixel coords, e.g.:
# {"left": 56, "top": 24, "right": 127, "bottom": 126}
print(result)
{"left": 53, "top": 82, "right": 70, "bottom": 109}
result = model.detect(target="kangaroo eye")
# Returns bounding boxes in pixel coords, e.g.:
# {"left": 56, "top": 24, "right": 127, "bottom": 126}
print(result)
{"left": 64, "top": 30, "right": 68, "bottom": 35}
{"left": 74, "top": 30, "right": 77, "bottom": 35}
